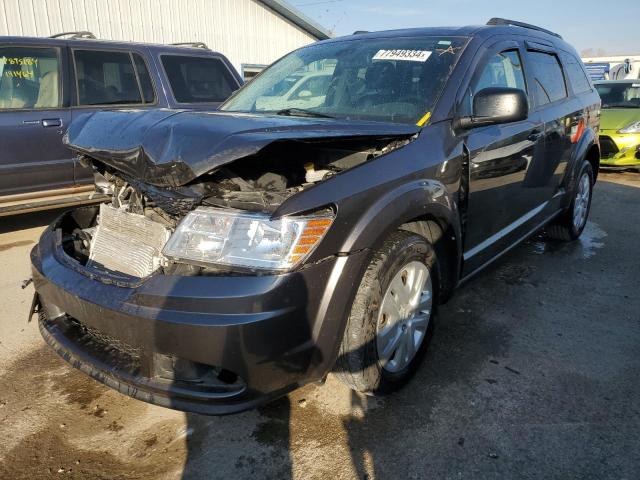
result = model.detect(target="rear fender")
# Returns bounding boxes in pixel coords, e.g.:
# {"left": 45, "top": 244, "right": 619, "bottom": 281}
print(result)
{"left": 562, "top": 127, "right": 598, "bottom": 207}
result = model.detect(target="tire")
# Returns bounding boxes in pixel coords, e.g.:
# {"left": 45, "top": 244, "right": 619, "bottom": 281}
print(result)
{"left": 334, "top": 230, "right": 438, "bottom": 394}
{"left": 546, "top": 161, "right": 594, "bottom": 241}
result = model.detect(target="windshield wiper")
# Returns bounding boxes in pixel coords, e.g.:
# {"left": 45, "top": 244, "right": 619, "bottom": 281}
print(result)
{"left": 274, "top": 108, "right": 334, "bottom": 118}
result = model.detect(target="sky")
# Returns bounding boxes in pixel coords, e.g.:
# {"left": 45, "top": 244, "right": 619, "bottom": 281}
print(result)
{"left": 291, "top": 0, "right": 640, "bottom": 56}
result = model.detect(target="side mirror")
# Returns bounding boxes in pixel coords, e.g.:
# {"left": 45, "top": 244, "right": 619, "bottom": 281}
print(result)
{"left": 458, "top": 87, "right": 528, "bottom": 129}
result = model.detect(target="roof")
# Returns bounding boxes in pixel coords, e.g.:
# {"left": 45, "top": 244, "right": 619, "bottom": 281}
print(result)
{"left": 319, "top": 23, "right": 571, "bottom": 49}
{"left": 258, "top": 0, "right": 332, "bottom": 40}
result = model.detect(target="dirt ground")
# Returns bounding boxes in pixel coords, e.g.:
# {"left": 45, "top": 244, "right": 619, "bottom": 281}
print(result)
{"left": 0, "top": 172, "right": 639, "bottom": 479}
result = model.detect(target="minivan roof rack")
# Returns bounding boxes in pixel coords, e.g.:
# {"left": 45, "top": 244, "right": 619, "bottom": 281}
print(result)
{"left": 170, "top": 42, "right": 209, "bottom": 49}
{"left": 50, "top": 31, "right": 96, "bottom": 39}
{"left": 352, "top": 30, "right": 369, "bottom": 35}
{"left": 486, "top": 18, "right": 562, "bottom": 39}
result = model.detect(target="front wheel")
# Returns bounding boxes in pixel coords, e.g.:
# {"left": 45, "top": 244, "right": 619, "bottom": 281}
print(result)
{"left": 334, "top": 230, "right": 437, "bottom": 394}
{"left": 546, "top": 161, "right": 594, "bottom": 241}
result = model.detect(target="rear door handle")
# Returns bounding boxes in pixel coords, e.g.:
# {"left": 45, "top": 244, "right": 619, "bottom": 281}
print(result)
{"left": 42, "top": 118, "right": 62, "bottom": 127}
{"left": 528, "top": 130, "right": 543, "bottom": 142}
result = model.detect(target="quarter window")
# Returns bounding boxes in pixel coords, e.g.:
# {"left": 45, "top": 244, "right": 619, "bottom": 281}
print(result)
{"left": 161, "top": 55, "right": 236, "bottom": 103}
{"left": 560, "top": 53, "right": 592, "bottom": 94}
{"left": 0, "top": 46, "right": 60, "bottom": 109}
{"left": 74, "top": 50, "right": 145, "bottom": 106}
{"left": 527, "top": 51, "right": 567, "bottom": 106}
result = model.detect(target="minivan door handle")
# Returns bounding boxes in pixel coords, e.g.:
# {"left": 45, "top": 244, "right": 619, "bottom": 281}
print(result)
{"left": 41, "top": 118, "right": 62, "bottom": 127}
{"left": 527, "top": 129, "right": 543, "bottom": 142}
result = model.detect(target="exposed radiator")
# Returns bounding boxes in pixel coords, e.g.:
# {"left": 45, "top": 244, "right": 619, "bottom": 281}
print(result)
{"left": 87, "top": 204, "right": 170, "bottom": 278}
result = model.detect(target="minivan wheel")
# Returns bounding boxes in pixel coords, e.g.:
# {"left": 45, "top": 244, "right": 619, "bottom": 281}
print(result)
{"left": 334, "top": 230, "right": 437, "bottom": 394}
{"left": 546, "top": 161, "right": 594, "bottom": 241}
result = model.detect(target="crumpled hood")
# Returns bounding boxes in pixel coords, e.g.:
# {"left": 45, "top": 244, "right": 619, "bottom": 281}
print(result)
{"left": 65, "top": 109, "right": 419, "bottom": 187}
{"left": 600, "top": 108, "right": 640, "bottom": 131}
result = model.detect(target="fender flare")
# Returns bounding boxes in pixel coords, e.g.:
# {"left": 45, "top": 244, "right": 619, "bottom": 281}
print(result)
{"left": 562, "top": 127, "right": 599, "bottom": 205}
{"left": 340, "top": 178, "right": 461, "bottom": 255}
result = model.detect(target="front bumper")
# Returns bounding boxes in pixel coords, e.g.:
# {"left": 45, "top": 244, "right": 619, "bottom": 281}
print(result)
{"left": 599, "top": 131, "right": 640, "bottom": 167}
{"left": 32, "top": 210, "right": 368, "bottom": 414}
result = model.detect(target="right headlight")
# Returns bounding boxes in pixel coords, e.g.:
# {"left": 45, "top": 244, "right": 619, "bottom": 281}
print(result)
{"left": 162, "top": 207, "right": 334, "bottom": 271}
{"left": 618, "top": 120, "right": 640, "bottom": 134}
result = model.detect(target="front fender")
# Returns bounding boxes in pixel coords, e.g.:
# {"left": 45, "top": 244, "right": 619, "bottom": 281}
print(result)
{"left": 341, "top": 178, "right": 459, "bottom": 252}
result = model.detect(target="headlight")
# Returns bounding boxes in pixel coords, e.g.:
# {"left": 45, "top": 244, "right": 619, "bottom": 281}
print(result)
{"left": 618, "top": 120, "right": 640, "bottom": 134}
{"left": 162, "top": 208, "right": 334, "bottom": 271}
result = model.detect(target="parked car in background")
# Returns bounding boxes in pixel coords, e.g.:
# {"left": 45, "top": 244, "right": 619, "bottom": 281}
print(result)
{"left": 594, "top": 80, "right": 640, "bottom": 170}
{"left": 255, "top": 70, "right": 334, "bottom": 110}
{"left": 0, "top": 32, "right": 242, "bottom": 216}
{"left": 32, "top": 19, "right": 600, "bottom": 415}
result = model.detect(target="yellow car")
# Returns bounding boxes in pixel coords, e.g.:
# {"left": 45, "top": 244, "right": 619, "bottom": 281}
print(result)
{"left": 595, "top": 80, "right": 640, "bottom": 170}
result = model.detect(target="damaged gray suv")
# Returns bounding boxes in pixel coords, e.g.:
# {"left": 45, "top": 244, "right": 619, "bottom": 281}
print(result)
{"left": 31, "top": 19, "right": 601, "bottom": 414}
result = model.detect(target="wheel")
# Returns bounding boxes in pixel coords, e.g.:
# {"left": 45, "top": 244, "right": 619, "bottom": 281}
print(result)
{"left": 334, "top": 230, "right": 437, "bottom": 394}
{"left": 546, "top": 161, "right": 594, "bottom": 241}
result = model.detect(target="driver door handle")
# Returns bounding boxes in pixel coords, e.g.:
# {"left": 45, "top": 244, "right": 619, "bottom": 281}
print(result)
{"left": 41, "top": 118, "right": 62, "bottom": 128}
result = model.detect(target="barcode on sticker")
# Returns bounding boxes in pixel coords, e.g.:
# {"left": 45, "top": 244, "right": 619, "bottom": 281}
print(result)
{"left": 373, "top": 49, "right": 432, "bottom": 62}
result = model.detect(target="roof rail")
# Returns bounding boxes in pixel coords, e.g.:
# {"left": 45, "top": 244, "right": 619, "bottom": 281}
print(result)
{"left": 352, "top": 30, "right": 369, "bottom": 35}
{"left": 486, "top": 18, "right": 562, "bottom": 39}
{"left": 50, "top": 31, "right": 96, "bottom": 39}
{"left": 170, "top": 42, "right": 209, "bottom": 50}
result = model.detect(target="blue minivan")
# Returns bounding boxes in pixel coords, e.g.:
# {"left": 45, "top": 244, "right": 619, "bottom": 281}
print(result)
{"left": 0, "top": 32, "right": 242, "bottom": 216}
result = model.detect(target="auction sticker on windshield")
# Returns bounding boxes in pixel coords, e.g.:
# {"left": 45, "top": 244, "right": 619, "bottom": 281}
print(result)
{"left": 373, "top": 49, "right": 432, "bottom": 62}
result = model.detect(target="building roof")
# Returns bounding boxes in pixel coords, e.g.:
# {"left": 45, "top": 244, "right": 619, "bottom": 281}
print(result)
{"left": 259, "top": 0, "right": 332, "bottom": 40}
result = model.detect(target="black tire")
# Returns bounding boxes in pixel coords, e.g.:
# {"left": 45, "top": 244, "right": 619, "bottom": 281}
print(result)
{"left": 546, "top": 161, "right": 594, "bottom": 241}
{"left": 334, "top": 230, "right": 438, "bottom": 394}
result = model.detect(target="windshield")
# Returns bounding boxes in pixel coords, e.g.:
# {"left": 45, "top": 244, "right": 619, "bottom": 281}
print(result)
{"left": 221, "top": 36, "right": 469, "bottom": 125}
{"left": 596, "top": 82, "right": 640, "bottom": 108}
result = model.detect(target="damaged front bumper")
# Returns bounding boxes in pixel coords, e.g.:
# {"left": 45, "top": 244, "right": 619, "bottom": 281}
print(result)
{"left": 32, "top": 209, "right": 368, "bottom": 415}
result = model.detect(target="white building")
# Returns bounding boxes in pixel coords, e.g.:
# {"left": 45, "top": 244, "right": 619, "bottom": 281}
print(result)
{"left": 0, "top": 0, "right": 331, "bottom": 79}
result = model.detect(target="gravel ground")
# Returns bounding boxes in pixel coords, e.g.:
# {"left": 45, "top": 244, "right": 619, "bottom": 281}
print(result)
{"left": 0, "top": 172, "right": 638, "bottom": 480}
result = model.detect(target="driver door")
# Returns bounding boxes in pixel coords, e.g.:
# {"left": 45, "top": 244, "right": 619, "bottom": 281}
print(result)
{"left": 460, "top": 41, "right": 546, "bottom": 275}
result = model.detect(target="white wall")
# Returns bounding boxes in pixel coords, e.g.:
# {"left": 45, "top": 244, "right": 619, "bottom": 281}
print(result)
{"left": 0, "top": 0, "right": 318, "bottom": 73}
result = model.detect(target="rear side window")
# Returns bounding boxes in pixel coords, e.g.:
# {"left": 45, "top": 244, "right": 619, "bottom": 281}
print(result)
{"left": 0, "top": 46, "right": 60, "bottom": 109}
{"left": 133, "top": 53, "right": 155, "bottom": 103}
{"left": 527, "top": 51, "right": 567, "bottom": 106}
{"left": 560, "top": 53, "right": 592, "bottom": 94}
{"left": 74, "top": 50, "right": 147, "bottom": 106}
{"left": 161, "top": 55, "right": 236, "bottom": 103}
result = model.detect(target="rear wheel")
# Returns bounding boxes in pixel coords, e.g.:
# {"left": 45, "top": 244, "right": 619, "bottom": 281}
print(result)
{"left": 546, "top": 161, "right": 594, "bottom": 241}
{"left": 335, "top": 230, "right": 437, "bottom": 394}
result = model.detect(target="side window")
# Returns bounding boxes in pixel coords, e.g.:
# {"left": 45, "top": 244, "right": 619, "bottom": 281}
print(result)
{"left": 0, "top": 46, "right": 60, "bottom": 110}
{"left": 132, "top": 54, "right": 155, "bottom": 103}
{"left": 527, "top": 51, "right": 567, "bottom": 106}
{"left": 560, "top": 53, "right": 592, "bottom": 94}
{"left": 462, "top": 50, "right": 527, "bottom": 116}
{"left": 161, "top": 55, "right": 237, "bottom": 103}
{"left": 74, "top": 50, "right": 143, "bottom": 106}
{"left": 474, "top": 50, "right": 527, "bottom": 93}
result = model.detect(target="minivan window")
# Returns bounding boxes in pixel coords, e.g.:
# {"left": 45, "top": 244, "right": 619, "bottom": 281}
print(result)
{"left": 74, "top": 50, "right": 144, "bottom": 106}
{"left": 161, "top": 55, "right": 236, "bottom": 103}
{"left": 133, "top": 53, "right": 155, "bottom": 103}
{"left": 560, "top": 53, "right": 592, "bottom": 94}
{"left": 222, "top": 36, "right": 470, "bottom": 125}
{"left": 474, "top": 50, "right": 527, "bottom": 93}
{"left": 528, "top": 51, "right": 567, "bottom": 106}
{"left": 0, "top": 47, "right": 60, "bottom": 109}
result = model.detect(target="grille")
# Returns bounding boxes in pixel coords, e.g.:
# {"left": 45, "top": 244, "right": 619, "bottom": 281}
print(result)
{"left": 87, "top": 204, "right": 170, "bottom": 278}
{"left": 599, "top": 136, "right": 619, "bottom": 158}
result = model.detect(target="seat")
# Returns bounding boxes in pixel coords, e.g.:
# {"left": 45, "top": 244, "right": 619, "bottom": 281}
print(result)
{"left": 35, "top": 70, "right": 59, "bottom": 108}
